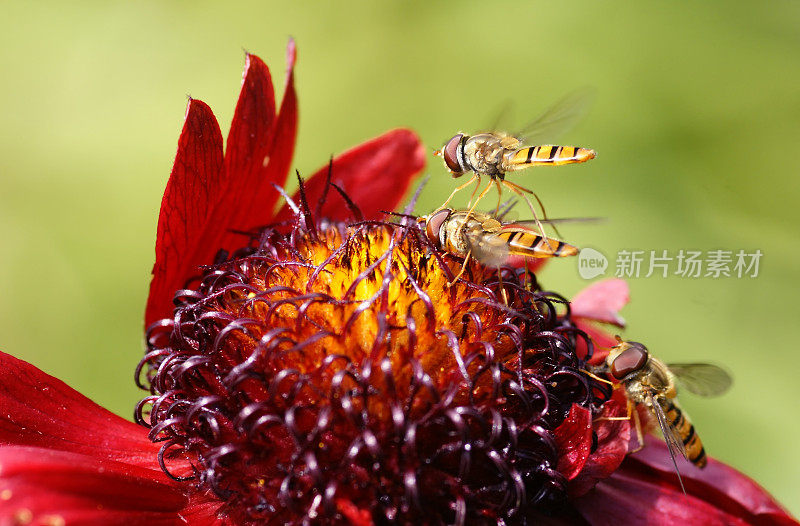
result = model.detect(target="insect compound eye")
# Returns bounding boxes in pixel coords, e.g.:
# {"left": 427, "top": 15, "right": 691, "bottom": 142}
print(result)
{"left": 424, "top": 209, "right": 451, "bottom": 248}
{"left": 442, "top": 134, "right": 465, "bottom": 175}
{"left": 610, "top": 342, "right": 649, "bottom": 379}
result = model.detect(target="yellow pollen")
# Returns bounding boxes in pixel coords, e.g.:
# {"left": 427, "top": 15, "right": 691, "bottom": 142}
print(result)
{"left": 222, "top": 225, "right": 513, "bottom": 411}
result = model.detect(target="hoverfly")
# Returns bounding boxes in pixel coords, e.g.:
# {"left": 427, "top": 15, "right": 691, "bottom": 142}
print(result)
{"left": 601, "top": 337, "right": 732, "bottom": 491}
{"left": 434, "top": 91, "right": 597, "bottom": 229}
{"left": 418, "top": 207, "right": 579, "bottom": 283}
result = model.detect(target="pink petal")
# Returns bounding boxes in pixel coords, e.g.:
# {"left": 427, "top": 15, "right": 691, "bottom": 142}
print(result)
{"left": 0, "top": 352, "right": 160, "bottom": 468}
{"left": 569, "top": 390, "right": 630, "bottom": 497}
{"left": 276, "top": 128, "right": 426, "bottom": 221}
{"left": 0, "top": 446, "right": 189, "bottom": 525}
{"left": 571, "top": 278, "right": 629, "bottom": 328}
{"left": 503, "top": 255, "right": 551, "bottom": 273}
{"left": 553, "top": 404, "right": 593, "bottom": 480}
{"left": 146, "top": 99, "right": 225, "bottom": 327}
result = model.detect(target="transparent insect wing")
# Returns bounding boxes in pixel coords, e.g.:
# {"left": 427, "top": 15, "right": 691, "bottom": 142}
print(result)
{"left": 515, "top": 88, "right": 596, "bottom": 145}
{"left": 486, "top": 99, "right": 515, "bottom": 135}
{"left": 668, "top": 364, "right": 733, "bottom": 398}
{"left": 650, "top": 395, "right": 689, "bottom": 460}
{"left": 464, "top": 228, "right": 510, "bottom": 268}
{"left": 647, "top": 392, "right": 688, "bottom": 493}
{"left": 507, "top": 217, "right": 605, "bottom": 230}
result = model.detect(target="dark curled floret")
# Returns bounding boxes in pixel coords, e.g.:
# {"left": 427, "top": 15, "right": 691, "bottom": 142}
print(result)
{"left": 135, "top": 186, "right": 611, "bottom": 525}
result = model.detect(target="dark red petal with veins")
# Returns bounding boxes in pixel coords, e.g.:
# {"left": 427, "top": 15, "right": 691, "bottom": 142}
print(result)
{"left": 554, "top": 404, "right": 593, "bottom": 480}
{"left": 575, "top": 436, "right": 799, "bottom": 525}
{"left": 145, "top": 98, "right": 225, "bottom": 327}
{"left": 0, "top": 351, "right": 159, "bottom": 468}
{"left": 146, "top": 44, "right": 298, "bottom": 328}
{"left": 572, "top": 278, "right": 629, "bottom": 328}
{"left": 214, "top": 43, "right": 298, "bottom": 250}
{"left": 0, "top": 446, "right": 188, "bottom": 526}
{"left": 569, "top": 389, "right": 630, "bottom": 497}
{"left": 256, "top": 39, "right": 298, "bottom": 221}
{"left": 223, "top": 53, "right": 276, "bottom": 194}
{"left": 590, "top": 436, "right": 798, "bottom": 526}
{"left": 276, "top": 128, "right": 426, "bottom": 221}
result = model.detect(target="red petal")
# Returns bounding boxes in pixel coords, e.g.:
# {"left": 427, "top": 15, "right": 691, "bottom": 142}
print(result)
{"left": 503, "top": 256, "right": 550, "bottom": 273}
{"left": 574, "top": 469, "right": 755, "bottom": 526}
{"left": 553, "top": 404, "right": 593, "bottom": 480}
{"left": 214, "top": 44, "right": 298, "bottom": 248}
{"left": 223, "top": 53, "right": 276, "bottom": 195}
{"left": 145, "top": 98, "right": 225, "bottom": 327}
{"left": 146, "top": 44, "right": 298, "bottom": 328}
{"left": 0, "top": 351, "right": 159, "bottom": 468}
{"left": 615, "top": 436, "right": 798, "bottom": 525}
{"left": 571, "top": 278, "right": 629, "bottom": 328}
{"left": 276, "top": 129, "right": 426, "bottom": 221}
{"left": 569, "top": 389, "right": 630, "bottom": 497}
{"left": 0, "top": 446, "right": 189, "bottom": 525}
{"left": 255, "top": 39, "right": 298, "bottom": 221}
{"left": 336, "top": 498, "right": 374, "bottom": 526}
{"left": 527, "top": 258, "right": 547, "bottom": 273}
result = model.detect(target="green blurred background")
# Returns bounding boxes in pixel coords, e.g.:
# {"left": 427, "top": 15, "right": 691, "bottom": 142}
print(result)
{"left": 1, "top": 0, "right": 797, "bottom": 513}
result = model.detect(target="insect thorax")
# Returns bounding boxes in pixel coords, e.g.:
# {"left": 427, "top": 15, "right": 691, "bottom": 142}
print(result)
{"left": 442, "top": 219, "right": 468, "bottom": 257}
{"left": 463, "top": 134, "right": 508, "bottom": 177}
{"left": 623, "top": 359, "right": 674, "bottom": 404}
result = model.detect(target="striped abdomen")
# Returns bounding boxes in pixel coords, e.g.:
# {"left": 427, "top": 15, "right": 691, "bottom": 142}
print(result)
{"left": 507, "top": 145, "right": 596, "bottom": 168}
{"left": 660, "top": 397, "right": 707, "bottom": 468}
{"left": 496, "top": 230, "right": 579, "bottom": 258}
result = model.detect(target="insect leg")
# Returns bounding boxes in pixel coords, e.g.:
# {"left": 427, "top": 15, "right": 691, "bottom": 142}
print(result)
{"left": 580, "top": 369, "right": 614, "bottom": 386}
{"left": 448, "top": 249, "right": 473, "bottom": 286}
{"left": 502, "top": 180, "right": 564, "bottom": 239}
{"left": 463, "top": 179, "right": 495, "bottom": 222}
{"left": 438, "top": 173, "right": 478, "bottom": 210}
{"left": 500, "top": 181, "right": 547, "bottom": 240}
{"left": 630, "top": 402, "right": 645, "bottom": 453}
{"left": 595, "top": 397, "right": 634, "bottom": 422}
{"left": 497, "top": 268, "right": 508, "bottom": 305}
{"left": 493, "top": 178, "right": 504, "bottom": 215}
{"left": 467, "top": 174, "right": 482, "bottom": 207}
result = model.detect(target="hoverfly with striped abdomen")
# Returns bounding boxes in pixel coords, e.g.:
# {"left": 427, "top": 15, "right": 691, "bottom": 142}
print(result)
{"left": 601, "top": 337, "right": 732, "bottom": 491}
{"left": 434, "top": 91, "right": 597, "bottom": 228}
{"left": 418, "top": 207, "right": 579, "bottom": 283}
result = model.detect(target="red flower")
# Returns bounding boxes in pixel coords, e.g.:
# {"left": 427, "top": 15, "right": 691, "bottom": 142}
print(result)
{"left": 559, "top": 279, "right": 797, "bottom": 525}
{"left": 0, "top": 42, "right": 794, "bottom": 526}
{"left": 146, "top": 39, "right": 424, "bottom": 328}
